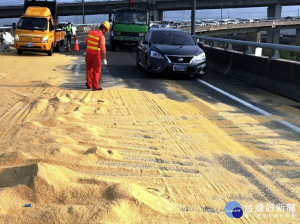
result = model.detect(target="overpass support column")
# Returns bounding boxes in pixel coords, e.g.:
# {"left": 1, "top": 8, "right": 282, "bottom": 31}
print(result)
{"left": 267, "top": 4, "right": 282, "bottom": 59}
{"left": 267, "top": 4, "right": 282, "bottom": 44}
{"left": 246, "top": 32, "right": 261, "bottom": 42}
{"left": 267, "top": 28, "right": 280, "bottom": 44}
{"left": 151, "top": 9, "right": 160, "bottom": 21}
{"left": 267, "top": 4, "right": 282, "bottom": 18}
{"left": 54, "top": 17, "right": 58, "bottom": 26}
{"left": 157, "top": 10, "right": 163, "bottom": 21}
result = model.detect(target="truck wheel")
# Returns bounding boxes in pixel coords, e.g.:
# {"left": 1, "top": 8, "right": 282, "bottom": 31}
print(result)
{"left": 54, "top": 43, "right": 60, "bottom": 52}
{"left": 47, "top": 45, "right": 53, "bottom": 56}
{"left": 111, "top": 39, "right": 116, "bottom": 51}
{"left": 17, "top": 49, "right": 23, "bottom": 55}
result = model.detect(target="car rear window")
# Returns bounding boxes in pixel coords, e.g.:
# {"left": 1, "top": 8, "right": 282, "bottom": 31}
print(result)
{"left": 151, "top": 31, "right": 195, "bottom": 45}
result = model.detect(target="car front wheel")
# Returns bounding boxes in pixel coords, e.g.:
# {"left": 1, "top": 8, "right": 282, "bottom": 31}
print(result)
{"left": 144, "top": 57, "right": 152, "bottom": 76}
{"left": 136, "top": 53, "right": 142, "bottom": 70}
{"left": 195, "top": 72, "right": 205, "bottom": 79}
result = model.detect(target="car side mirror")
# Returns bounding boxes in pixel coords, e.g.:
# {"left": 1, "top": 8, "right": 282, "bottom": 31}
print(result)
{"left": 12, "top": 23, "right": 16, "bottom": 30}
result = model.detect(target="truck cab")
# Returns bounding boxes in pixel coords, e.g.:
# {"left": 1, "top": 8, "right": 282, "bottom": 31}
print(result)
{"left": 110, "top": 8, "right": 149, "bottom": 51}
{"left": 14, "top": 6, "right": 65, "bottom": 56}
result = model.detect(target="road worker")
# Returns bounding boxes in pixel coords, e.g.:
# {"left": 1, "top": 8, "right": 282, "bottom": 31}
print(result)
{"left": 84, "top": 21, "right": 110, "bottom": 91}
{"left": 66, "top": 22, "right": 72, "bottom": 47}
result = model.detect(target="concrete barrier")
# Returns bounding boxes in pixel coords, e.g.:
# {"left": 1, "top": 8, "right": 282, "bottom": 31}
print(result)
{"left": 202, "top": 46, "right": 300, "bottom": 102}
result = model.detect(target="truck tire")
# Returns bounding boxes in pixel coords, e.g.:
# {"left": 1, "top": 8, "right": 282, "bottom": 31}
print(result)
{"left": 54, "top": 43, "right": 60, "bottom": 52}
{"left": 47, "top": 45, "right": 53, "bottom": 56}
{"left": 111, "top": 39, "right": 116, "bottom": 51}
{"left": 17, "top": 49, "right": 23, "bottom": 55}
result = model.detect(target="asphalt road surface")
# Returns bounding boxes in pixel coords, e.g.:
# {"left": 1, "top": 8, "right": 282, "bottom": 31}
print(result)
{"left": 63, "top": 32, "right": 300, "bottom": 140}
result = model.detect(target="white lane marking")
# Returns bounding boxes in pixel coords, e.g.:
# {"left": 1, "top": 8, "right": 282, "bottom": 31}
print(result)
{"left": 276, "top": 119, "right": 300, "bottom": 133}
{"left": 197, "top": 79, "right": 300, "bottom": 134}
{"left": 67, "top": 64, "right": 73, "bottom": 70}
{"left": 197, "top": 79, "right": 272, "bottom": 116}
{"left": 74, "top": 63, "right": 83, "bottom": 76}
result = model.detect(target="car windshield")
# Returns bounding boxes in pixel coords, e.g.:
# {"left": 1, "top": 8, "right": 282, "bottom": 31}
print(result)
{"left": 160, "top": 21, "right": 170, "bottom": 25}
{"left": 115, "top": 10, "right": 147, "bottom": 25}
{"left": 17, "top": 17, "right": 48, "bottom": 31}
{"left": 57, "top": 23, "right": 67, "bottom": 29}
{"left": 151, "top": 31, "right": 195, "bottom": 45}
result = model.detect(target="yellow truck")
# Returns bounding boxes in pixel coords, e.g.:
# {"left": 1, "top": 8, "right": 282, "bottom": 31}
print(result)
{"left": 14, "top": 6, "right": 65, "bottom": 56}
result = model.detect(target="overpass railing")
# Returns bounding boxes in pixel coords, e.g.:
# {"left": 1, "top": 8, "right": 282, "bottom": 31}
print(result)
{"left": 192, "top": 35, "right": 300, "bottom": 60}
{"left": 0, "top": 26, "right": 13, "bottom": 32}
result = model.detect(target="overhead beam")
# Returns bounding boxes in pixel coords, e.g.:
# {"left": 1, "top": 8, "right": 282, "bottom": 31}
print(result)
{"left": 1, "top": 0, "right": 300, "bottom": 18}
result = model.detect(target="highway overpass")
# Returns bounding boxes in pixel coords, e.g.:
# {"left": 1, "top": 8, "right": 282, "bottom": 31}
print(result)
{"left": 1, "top": 0, "right": 300, "bottom": 19}
{"left": 185, "top": 20, "right": 300, "bottom": 36}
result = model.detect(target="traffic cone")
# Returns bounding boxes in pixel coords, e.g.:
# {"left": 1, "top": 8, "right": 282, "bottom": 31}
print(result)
{"left": 66, "top": 41, "right": 71, "bottom": 52}
{"left": 74, "top": 37, "right": 79, "bottom": 51}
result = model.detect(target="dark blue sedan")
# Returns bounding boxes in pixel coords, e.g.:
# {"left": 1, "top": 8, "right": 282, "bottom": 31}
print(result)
{"left": 136, "top": 28, "right": 206, "bottom": 78}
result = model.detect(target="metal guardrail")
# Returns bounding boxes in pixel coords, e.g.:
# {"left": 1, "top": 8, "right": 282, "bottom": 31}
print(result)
{"left": 0, "top": 26, "right": 13, "bottom": 32}
{"left": 193, "top": 35, "right": 300, "bottom": 60}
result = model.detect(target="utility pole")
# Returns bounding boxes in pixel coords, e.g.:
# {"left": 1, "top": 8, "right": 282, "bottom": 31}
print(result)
{"left": 149, "top": 0, "right": 156, "bottom": 21}
{"left": 191, "top": 0, "right": 196, "bottom": 35}
{"left": 82, "top": 0, "right": 85, "bottom": 24}
{"left": 221, "top": 0, "right": 223, "bottom": 19}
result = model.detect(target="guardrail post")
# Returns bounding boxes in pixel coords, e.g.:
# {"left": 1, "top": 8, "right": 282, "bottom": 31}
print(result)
{"left": 244, "top": 46, "right": 253, "bottom": 55}
{"left": 225, "top": 43, "right": 232, "bottom": 51}
{"left": 255, "top": 47, "right": 262, "bottom": 56}
{"left": 270, "top": 49, "right": 280, "bottom": 60}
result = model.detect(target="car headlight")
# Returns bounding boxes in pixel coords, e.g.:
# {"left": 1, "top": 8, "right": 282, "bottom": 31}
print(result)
{"left": 193, "top": 52, "right": 206, "bottom": 63}
{"left": 150, "top": 51, "right": 164, "bottom": 59}
{"left": 139, "top": 33, "right": 144, "bottom": 37}
{"left": 42, "top": 35, "right": 48, "bottom": 43}
{"left": 14, "top": 34, "right": 19, "bottom": 42}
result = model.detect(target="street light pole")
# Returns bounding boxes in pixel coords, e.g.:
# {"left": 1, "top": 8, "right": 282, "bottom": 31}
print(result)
{"left": 82, "top": 0, "right": 85, "bottom": 24}
{"left": 191, "top": 0, "right": 196, "bottom": 35}
{"left": 149, "top": 0, "right": 156, "bottom": 22}
{"left": 221, "top": 0, "right": 223, "bottom": 19}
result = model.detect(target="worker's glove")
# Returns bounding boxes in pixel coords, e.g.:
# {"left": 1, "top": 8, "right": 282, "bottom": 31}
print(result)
{"left": 103, "top": 59, "right": 107, "bottom": 66}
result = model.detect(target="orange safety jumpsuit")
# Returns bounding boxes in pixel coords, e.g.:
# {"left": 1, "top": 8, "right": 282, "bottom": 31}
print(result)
{"left": 85, "top": 30, "right": 106, "bottom": 90}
